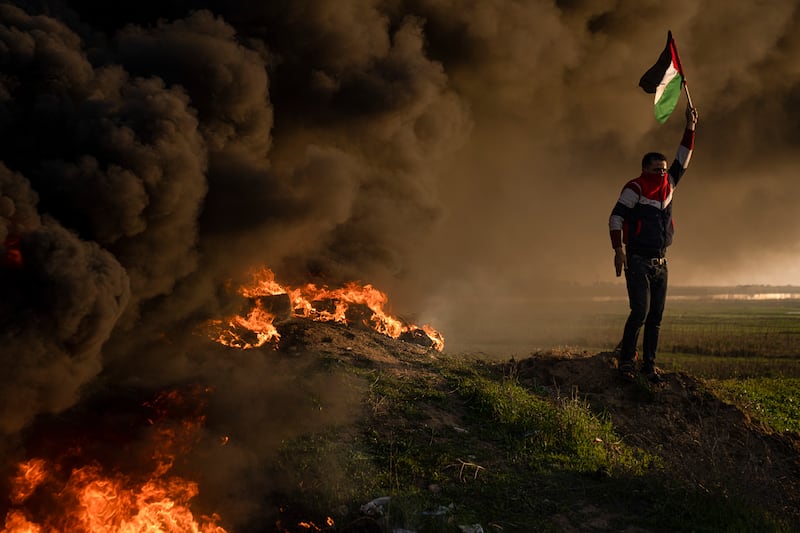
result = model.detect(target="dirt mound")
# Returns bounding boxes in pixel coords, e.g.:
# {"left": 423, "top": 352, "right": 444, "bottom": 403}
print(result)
{"left": 274, "top": 319, "right": 800, "bottom": 526}
{"left": 511, "top": 350, "right": 800, "bottom": 524}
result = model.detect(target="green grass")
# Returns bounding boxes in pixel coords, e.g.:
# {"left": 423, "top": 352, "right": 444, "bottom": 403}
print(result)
{"left": 707, "top": 377, "right": 800, "bottom": 433}
{"left": 659, "top": 352, "right": 800, "bottom": 379}
{"left": 268, "top": 353, "right": 791, "bottom": 532}
{"left": 661, "top": 301, "right": 800, "bottom": 359}
{"left": 443, "top": 362, "right": 655, "bottom": 476}
{"left": 265, "top": 294, "right": 799, "bottom": 531}
{"left": 558, "top": 296, "right": 800, "bottom": 437}
{"left": 484, "top": 297, "right": 800, "bottom": 360}
{"left": 639, "top": 298, "right": 800, "bottom": 435}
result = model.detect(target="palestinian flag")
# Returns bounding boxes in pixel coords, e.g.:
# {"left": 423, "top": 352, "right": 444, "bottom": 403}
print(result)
{"left": 639, "top": 31, "right": 685, "bottom": 123}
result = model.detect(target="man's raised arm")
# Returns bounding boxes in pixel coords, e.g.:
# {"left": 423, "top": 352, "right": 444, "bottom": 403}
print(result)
{"left": 668, "top": 103, "right": 698, "bottom": 185}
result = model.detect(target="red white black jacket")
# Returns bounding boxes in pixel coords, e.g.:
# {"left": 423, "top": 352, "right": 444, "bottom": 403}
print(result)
{"left": 609, "top": 128, "right": 695, "bottom": 255}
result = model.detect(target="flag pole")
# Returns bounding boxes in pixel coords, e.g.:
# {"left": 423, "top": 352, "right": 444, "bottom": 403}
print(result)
{"left": 683, "top": 80, "right": 694, "bottom": 110}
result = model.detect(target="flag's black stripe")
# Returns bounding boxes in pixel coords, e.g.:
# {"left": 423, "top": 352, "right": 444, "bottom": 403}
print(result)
{"left": 638, "top": 31, "right": 674, "bottom": 94}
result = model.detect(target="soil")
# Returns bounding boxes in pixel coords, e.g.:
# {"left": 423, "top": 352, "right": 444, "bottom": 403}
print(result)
{"left": 512, "top": 350, "right": 800, "bottom": 525}
{"left": 276, "top": 318, "right": 800, "bottom": 528}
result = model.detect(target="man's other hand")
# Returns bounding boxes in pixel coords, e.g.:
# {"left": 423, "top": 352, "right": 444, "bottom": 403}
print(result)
{"left": 614, "top": 248, "right": 626, "bottom": 277}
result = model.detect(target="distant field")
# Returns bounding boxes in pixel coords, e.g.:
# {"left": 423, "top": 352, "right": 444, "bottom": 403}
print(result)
{"left": 656, "top": 298, "right": 800, "bottom": 378}
{"left": 446, "top": 287, "right": 800, "bottom": 378}
{"left": 443, "top": 287, "right": 800, "bottom": 433}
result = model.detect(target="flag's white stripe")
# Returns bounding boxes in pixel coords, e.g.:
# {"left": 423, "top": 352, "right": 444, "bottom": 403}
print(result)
{"left": 653, "top": 63, "right": 679, "bottom": 104}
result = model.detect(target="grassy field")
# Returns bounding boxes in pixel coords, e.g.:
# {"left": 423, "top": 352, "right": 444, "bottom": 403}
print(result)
{"left": 546, "top": 293, "right": 800, "bottom": 434}
{"left": 270, "top": 357, "right": 794, "bottom": 532}
{"left": 439, "top": 286, "right": 800, "bottom": 352}
{"left": 266, "top": 290, "right": 800, "bottom": 531}
{"left": 655, "top": 297, "right": 800, "bottom": 434}
{"left": 446, "top": 290, "right": 800, "bottom": 446}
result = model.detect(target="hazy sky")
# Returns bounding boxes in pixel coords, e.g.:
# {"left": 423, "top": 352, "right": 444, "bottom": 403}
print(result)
{"left": 1, "top": 0, "right": 799, "bottom": 451}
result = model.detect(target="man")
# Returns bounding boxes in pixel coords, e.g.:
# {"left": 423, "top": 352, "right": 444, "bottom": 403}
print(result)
{"left": 609, "top": 102, "right": 699, "bottom": 382}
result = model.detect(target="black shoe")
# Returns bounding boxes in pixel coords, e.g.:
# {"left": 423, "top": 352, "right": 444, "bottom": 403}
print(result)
{"left": 641, "top": 365, "right": 665, "bottom": 384}
{"left": 618, "top": 360, "right": 636, "bottom": 381}
{"left": 613, "top": 342, "right": 638, "bottom": 361}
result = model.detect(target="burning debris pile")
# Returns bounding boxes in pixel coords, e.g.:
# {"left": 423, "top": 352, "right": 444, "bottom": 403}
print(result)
{"left": 1, "top": 386, "right": 227, "bottom": 532}
{"left": 1, "top": 258, "right": 443, "bottom": 530}
{"left": 203, "top": 268, "right": 444, "bottom": 352}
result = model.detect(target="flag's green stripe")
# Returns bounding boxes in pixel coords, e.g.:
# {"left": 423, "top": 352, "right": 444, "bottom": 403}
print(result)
{"left": 655, "top": 74, "right": 683, "bottom": 123}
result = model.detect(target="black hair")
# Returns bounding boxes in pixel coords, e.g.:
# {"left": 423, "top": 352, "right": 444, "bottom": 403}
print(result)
{"left": 641, "top": 152, "right": 667, "bottom": 169}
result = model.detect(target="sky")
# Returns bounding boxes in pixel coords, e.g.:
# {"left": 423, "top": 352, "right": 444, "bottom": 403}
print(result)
{"left": 1, "top": 0, "right": 799, "bottom": 524}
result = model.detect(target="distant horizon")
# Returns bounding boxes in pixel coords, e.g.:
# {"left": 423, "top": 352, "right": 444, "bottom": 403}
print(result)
{"left": 585, "top": 281, "right": 800, "bottom": 290}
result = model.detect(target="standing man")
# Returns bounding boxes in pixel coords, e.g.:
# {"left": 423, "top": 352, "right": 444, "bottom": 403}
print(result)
{"left": 609, "top": 103, "right": 699, "bottom": 382}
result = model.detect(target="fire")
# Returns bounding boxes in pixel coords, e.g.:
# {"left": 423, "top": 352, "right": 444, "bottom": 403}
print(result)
{"left": 2, "top": 236, "right": 23, "bottom": 268}
{"left": 9, "top": 459, "right": 47, "bottom": 504}
{"left": 205, "top": 267, "right": 444, "bottom": 351}
{"left": 203, "top": 306, "right": 280, "bottom": 349}
{"left": 275, "top": 514, "right": 335, "bottom": 532}
{"left": 1, "top": 387, "right": 227, "bottom": 533}
{"left": 296, "top": 517, "right": 335, "bottom": 530}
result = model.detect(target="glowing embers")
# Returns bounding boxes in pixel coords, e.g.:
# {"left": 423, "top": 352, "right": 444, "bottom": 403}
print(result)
{"left": 274, "top": 506, "right": 335, "bottom": 532}
{"left": 204, "top": 304, "right": 281, "bottom": 349}
{"left": 2, "top": 236, "right": 23, "bottom": 268}
{"left": 1, "top": 386, "right": 227, "bottom": 533}
{"left": 206, "top": 268, "right": 444, "bottom": 351}
{"left": 293, "top": 517, "right": 335, "bottom": 531}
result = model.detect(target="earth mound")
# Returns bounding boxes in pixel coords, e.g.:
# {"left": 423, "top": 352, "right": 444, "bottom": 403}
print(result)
{"left": 511, "top": 350, "right": 800, "bottom": 524}
{"left": 277, "top": 319, "right": 800, "bottom": 527}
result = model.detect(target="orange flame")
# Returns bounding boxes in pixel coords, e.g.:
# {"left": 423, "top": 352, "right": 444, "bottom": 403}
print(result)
{"left": 9, "top": 459, "right": 47, "bottom": 505}
{"left": 2, "top": 236, "right": 23, "bottom": 268}
{"left": 2, "top": 510, "right": 41, "bottom": 533}
{"left": 1, "top": 388, "right": 227, "bottom": 533}
{"left": 277, "top": 516, "right": 334, "bottom": 532}
{"left": 205, "top": 268, "right": 444, "bottom": 351}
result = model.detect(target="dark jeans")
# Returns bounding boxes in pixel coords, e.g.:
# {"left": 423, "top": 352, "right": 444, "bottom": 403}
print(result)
{"left": 620, "top": 254, "right": 668, "bottom": 365}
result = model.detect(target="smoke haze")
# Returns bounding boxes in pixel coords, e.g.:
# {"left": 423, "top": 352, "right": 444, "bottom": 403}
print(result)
{"left": 2, "top": 0, "right": 799, "bottom": 525}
